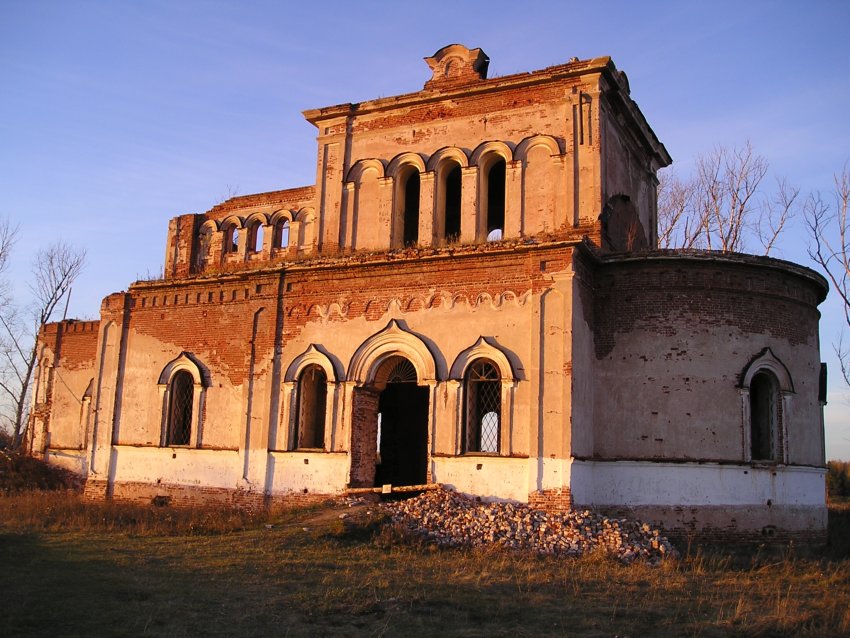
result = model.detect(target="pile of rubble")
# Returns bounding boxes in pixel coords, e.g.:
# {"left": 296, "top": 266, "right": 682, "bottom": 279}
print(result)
{"left": 381, "top": 488, "right": 677, "bottom": 563}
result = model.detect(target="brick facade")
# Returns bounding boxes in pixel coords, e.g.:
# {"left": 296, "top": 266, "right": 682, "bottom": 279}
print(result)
{"left": 32, "top": 46, "right": 829, "bottom": 539}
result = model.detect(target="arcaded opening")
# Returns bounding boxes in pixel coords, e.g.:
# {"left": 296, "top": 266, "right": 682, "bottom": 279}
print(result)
{"left": 443, "top": 163, "right": 462, "bottom": 242}
{"left": 248, "top": 221, "right": 264, "bottom": 253}
{"left": 273, "top": 219, "right": 290, "bottom": 249}
{"left": 402, "top": 170, "right": 420, "bottom": 246}
{"left": 224, "top": 224, "right": 239, "bottom": 254}
{"left": 196, "top": 226, "right": 212, "bottom": 268}
{"left": 486, "top": 158, "right": 506, "bottom": 240}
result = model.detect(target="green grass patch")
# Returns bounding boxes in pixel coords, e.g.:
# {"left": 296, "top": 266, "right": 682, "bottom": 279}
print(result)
{"left": 2, "top": 493, "right": 849, "bottom": 637}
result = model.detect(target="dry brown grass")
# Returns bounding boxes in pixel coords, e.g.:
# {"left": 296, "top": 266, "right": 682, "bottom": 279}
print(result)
{"left": 2, "top": 492, "right": 849, "bottom": 637}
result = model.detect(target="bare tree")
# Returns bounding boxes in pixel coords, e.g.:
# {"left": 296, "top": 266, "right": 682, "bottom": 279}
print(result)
{"left": 658, "top": 169, "right": 699, "bottom": 249}
{"left": 0, "top": 240, "right": 86, "bottom": 448}
{"left": 806, "top": 166, "right": 850, "bottom": 384}
{"left": 657, "top": 142, "right": 797, "bottom": 254}
{"left": 0, "top": 218, "right": 16, "bottom": 297}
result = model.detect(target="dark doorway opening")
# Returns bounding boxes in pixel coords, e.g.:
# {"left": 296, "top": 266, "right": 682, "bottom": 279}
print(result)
{"left": 375, "top": 383, "right": 429, "bottom": 487}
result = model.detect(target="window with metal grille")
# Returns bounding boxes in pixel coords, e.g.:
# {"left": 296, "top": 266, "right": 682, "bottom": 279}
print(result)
{"left": 296, "top": 365, "right": 327, "bottom": 449}
{"left": 464, "top": 359, "right": 500, "bottom": 453}
{"left": 166, "top": 370, "right": 194, "bottom": 446}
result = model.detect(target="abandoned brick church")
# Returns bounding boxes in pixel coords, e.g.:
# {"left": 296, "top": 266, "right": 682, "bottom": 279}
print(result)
{"left": 31, "top": 45, "right": 829, "bottom": 539}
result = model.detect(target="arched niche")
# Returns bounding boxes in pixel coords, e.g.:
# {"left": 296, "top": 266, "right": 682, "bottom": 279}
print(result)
{"left": 740, "top": 348, "right": 794, "bottom": 393}
{"left": 514, "top": 134, "right": 562, "bottom": 161}
{"left": 157, "top": 352, "right": 211, "bottom": 388}
{"left": 386, "top": 152, "right": 427, "bottom": 178}
{"left": 426, "top": 146, "right": 470, "bottom": 172}
{"left": 348, "top": 320, "right": 438, "bottom": 388}
{"left": 449, "top": 336, "right": 517, "bottom": 381}
{"left": 284, "top": 344, "right": 342, "bottom": 383}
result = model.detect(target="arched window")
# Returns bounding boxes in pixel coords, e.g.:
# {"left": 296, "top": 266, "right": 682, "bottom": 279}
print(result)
{"left": 464, "top": 359, "right": 501, "bottom": 453}
{"left": 273, "top": 219, "right": 290, "bottom": 250}
{"left": 485, "top": 158, "right": 506, "bottom": 241}
{"left": 196, "top": 226, "right": 212, "bottom": 268}
{"left": 740, "top": 348, "right": 792, "bottom": 464}
{"left": 402, "top": 170, "right": 420, "bottom": 246}
{"left": 223, "top": 223, "right": 239, "bottom": 254}
{"left": 295, "top": 365, "right": 327, "bottom": 449}
{"left": 441, "top": 162, "right": 462, "bottom": 243}
{"left": 165, "top": 370, "right": 194, "bottom": 446}
{"left": 247, "top": 221, "right": 264, "bottom": 253}
{"left": 750, "top": 371, "right": 779, "bottom": 461}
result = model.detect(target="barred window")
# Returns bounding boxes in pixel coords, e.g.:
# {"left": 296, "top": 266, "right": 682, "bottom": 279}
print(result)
{"left": 464, "top": 359, "right": 500, "bottom": 453}
{"left": 165, "top": 370, "right": 194, "bottom": 446}
{"left": 295, "top": 365, "right": 327, "bottom": 449}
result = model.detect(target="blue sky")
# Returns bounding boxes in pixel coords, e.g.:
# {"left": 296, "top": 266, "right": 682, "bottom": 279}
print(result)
{"left": 2, "top": 0, "right": 849, "bottom": 458}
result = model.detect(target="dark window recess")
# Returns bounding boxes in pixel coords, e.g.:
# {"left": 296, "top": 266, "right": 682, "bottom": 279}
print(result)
{"left": 196, "top": 228, "right": 212, "bottom": 268}
{"left": 166, "top": 371, "right": 193, "bottom": 446}
{"left": 464, "top": 360, "right": 500, "bottom": 453}
{"left": 296, "top": 365, "right": 327, "bottom": 449}
{"left": 403, "top": 171, "right": 420, "bottom": 246}
{"left": 444, "top": 164, "right": 462, "bottom": 242}
{"left": 487, "top": 158, "right": 506, "bottom": 238}
{"left": 750, "top": 371, "right": 777, "bottom": 461}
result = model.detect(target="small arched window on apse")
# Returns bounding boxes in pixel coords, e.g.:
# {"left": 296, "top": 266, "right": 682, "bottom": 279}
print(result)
{"left": 247, "top": 219, "right": 264, "bottom": 254}
{"left": 196, "top": 225, "right": 213, "bottom": 268}
{"left": 165, "top": 370, "right": 194, "bottom": 446}
{"left": 223, "top": 222, "right": 240, "bottom": 254}
{"left": 441, "top": 161, "right": 462, "bottom": 243}
{"left": 464, "top": 359, "right": 501, "bottom": 453}
{"left": 750, "top": 371, "right": 779, "bottom": 461}
{"left": 485, "top": 157, "right": 506, "bottom": 241}
{"left": 740, "top": 348, "right": 793, "bottom": 464}
{"left": 400, "top": 168, "right": 420, "bottom": 247}
{"left": 273, "top": 218, "right": 290, "bottom": 250}
{"left": 295, "top": 364, "right": 327, "bottom": 449}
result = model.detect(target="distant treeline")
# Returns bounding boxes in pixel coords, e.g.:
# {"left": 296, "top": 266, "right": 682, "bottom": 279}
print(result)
{"left": 828, "top": 460, "right": 850, "bottom": 498}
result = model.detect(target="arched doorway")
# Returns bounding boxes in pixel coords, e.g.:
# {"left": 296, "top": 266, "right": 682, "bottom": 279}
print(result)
{"left": 374, "top": 357, "right": 429, "bottom": 487}
{"left": 346, "top": 321, "right": 437, "bottom": 489}
{"left": 348, "top": 354, "right": 430, "bottom": 488}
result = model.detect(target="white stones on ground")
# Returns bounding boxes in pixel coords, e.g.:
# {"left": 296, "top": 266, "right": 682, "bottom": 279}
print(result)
{"left": 380, "top": 488, "right": 678, "bottom": 563}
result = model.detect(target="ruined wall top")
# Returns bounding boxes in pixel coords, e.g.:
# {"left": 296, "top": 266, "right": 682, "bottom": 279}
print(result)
{"left": 423, "top": 44, "right": 490, "bottom": 89}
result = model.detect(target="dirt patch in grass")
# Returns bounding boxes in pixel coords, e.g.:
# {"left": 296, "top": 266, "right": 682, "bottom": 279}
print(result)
{"left": 2, "top": 492, "right": 849, "bottom": 637}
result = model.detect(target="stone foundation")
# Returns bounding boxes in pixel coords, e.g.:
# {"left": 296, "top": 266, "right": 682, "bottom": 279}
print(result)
{"left": 527, "top": 488, "right": 572, "bottom": 513}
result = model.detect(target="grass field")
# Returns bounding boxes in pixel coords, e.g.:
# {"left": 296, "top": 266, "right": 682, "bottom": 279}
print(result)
{"left": 2, "top": 492, "right": 849, "bottom": 637}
